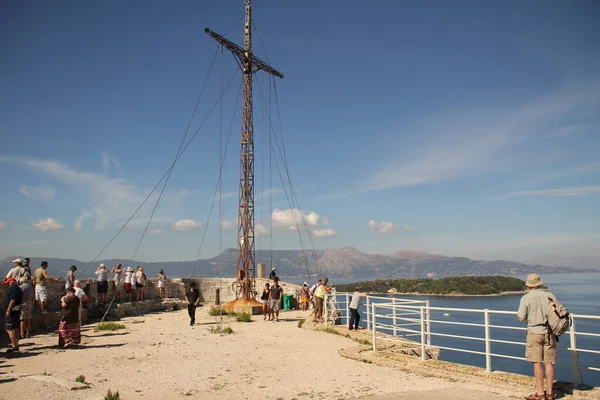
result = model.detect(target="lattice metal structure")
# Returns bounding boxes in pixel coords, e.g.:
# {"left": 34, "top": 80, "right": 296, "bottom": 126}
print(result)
{"left": 205, "top": 0, "right": 283, "bottom": 299}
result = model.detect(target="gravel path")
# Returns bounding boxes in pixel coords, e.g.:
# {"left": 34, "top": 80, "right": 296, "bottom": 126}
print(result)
{"left": 0, "top": 307, "right": 525, "bottom": 400}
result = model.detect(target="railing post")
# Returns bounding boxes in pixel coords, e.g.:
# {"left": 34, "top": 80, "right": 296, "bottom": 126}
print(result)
{"left": 324, "top": 294, "right": 329, "bottom": 329}
{"left": 372, "top": 303, "right": 377, "bottom": 351}
{"left": 484, "top": 309, "right": 491, "bottom": 373}
{"left": 346, "top": 293, "right": 350, "bottom": 328}
{"left": 366, "top": 296, "right": 371, "bottom": 331}
{"left": 570, "top": 316, "right": 580, "bottom": 388}
{"left": 426, "top": 300, "right": 431, "bottom": 346}
{"left": 393, "top": 297, "right": 397, "bottom": 337}
{"left": 420, "top": 306, "right": 426, "bottom": 360}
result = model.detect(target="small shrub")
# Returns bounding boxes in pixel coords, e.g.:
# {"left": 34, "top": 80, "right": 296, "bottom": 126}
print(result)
{"left": 209, "top": 306, "right": 223, "bottom": 316}
{"left": 75, "top": 375, "right": 86, "bottom": 384}
{"left": 95, "top": 322, "right": 126, "bottom": 332}
{"left": 105, "top": 389, "right": 121, "bottom": 400}
{"left": 235, "top": 312, "right": 252, "bottom": 322}
{"left": 297, "top": 319, "right": 305, "bottom": 328}
{"left": 323, "top": 328, "right": 341, "bottom": 336}
{"left": 209, "top": 326, "right": 233, "bottom": 334}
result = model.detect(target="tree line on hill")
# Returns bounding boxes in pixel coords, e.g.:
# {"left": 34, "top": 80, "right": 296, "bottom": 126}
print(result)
{"left": 335, "top": 276, "right": 531, "bottom": 295}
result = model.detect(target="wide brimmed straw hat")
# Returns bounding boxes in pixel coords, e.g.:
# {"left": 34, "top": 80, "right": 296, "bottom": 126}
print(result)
{"left": 525, "top": 273, "right": 543, "bottom": 287}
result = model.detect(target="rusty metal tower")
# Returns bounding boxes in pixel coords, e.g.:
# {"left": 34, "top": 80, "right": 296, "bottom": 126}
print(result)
{"left": 206, "top": 0, "right": 284, "bottom": 301}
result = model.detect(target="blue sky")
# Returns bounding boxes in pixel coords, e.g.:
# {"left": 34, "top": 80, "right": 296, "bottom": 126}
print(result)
{"left": 1, "top": 1, "right": 599, "bottom": 263}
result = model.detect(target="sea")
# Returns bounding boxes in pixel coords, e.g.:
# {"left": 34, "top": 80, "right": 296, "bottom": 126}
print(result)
{"left": 287, "top": 273, "right": 600, "bottom": 387}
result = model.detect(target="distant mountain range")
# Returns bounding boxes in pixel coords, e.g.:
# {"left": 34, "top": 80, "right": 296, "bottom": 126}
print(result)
{"left": 2, "top": 247, "right": 597, "bottom": 280}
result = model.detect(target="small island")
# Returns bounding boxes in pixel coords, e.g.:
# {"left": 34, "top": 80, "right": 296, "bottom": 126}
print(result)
{"left": 334, "top": 276, "right": 530, "bottom": 296}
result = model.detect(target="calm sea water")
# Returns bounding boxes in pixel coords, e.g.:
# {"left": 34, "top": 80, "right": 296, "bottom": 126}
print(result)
{"left": 287, "top": 273, "right": 600, "bottom": 387}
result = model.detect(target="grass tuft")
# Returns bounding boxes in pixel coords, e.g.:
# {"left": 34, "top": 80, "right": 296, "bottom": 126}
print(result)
{"left": 75, "top": 375, "right": 86, "bottom": 384}
{"left": 297, "top": 318, "right": 305, "bottom": 328}
{"left": 105, "top": 389, "right": 121, "bottom": 400}
{"left": 209, "top": 325, "right": 234, "bottom": 334}
{"left": 95, "top": 322, "right": 126, "bottom": 331}
{"left": 235, "top": 312, "right": 252, "bottom": 322}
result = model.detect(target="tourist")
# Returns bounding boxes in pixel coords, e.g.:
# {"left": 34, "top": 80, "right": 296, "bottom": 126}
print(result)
{"left": 65, "top": 265, "right": 77, "bottom": 291}
{"left": 186, "top": 282, "right": 200, "bottom": 326}
{"left": 19, "top": 276, "right": 34, "bottom": 339}
{"left": 22, "top": 258, "right": 32, "bottom": 279}
{"left": 6, "top": 258, "right": 27, "bottom": 281}
{"left": 32, "top": 261, "right": 59, "bottom": 313}
{"left": 313, "top": 277, "right": 330, "bottom": 323}
{"left": 269, "top": 267, "right": 277, "bottom": 280}
{"left": 268, "top": 278, "right": 283, "bottom": 322}
{"left": 124, "top": 267, "right": 134, "bottom": 302}
{"left": 112, "top": 264, "right": 122, "bottom": 302}
{"left": 95, "top": 263, "right": 109, "bottom": 304}
{"left": 157, "top": 269, "right": 167, "bottom": 299}
{"left": 3, "top": 277, "right": 23, "bottom": 352}
{"left": 309, "top": 279, "right": 322, "bottom": 313}
{"left": 136, "top": 266, "right": 147, "bottom": 301}
{"left": 74, "top": 280, "right": 93, "bottom": 324}
{"left": 58, "top": 287, "right": 81, "bottom": 348}
{"left": 348, "top": 286, "right": 366, "bottom": 331}
{"left": 300, "top": 282, "right": 310, "bottom": 311}
{"left": 261, "top": 283, "right": 271, "bottom": 320}
{"left": 517, "top": 273, "right": 557, "bottom": 400}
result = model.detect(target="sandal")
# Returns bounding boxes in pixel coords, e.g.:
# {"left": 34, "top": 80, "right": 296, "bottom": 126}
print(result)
{"left": 525, "top": 393, "right": 545, "bottom": 400}
{"left": 546, "top": 393, "right": 555, "bottom": 400}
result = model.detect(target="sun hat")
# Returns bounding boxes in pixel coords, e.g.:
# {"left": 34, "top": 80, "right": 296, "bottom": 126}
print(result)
{"left": 525, "top": 273, "right": 543, "bottom": 287}
{"left": 13, "top": 258, "right": 22, "bottom": 263}
{"left": 100, "top": 263, "right": 105, "bottom": 268}
{"left": 3, "top": 277, "right": 16, "bottom": 285}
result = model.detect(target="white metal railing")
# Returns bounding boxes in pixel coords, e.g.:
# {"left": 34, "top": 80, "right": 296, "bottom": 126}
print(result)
{"left": 325, "top": 293, "right": 599, "bottom": 387}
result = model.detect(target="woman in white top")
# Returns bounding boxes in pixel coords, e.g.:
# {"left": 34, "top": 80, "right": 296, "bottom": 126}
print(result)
{"left": 112, "top": 264, "right": 122, "bottom": 302}
{"left": 157, "top": 269, "right": 167, "bottom": 299}
{"left": 135, "top": 267, "right": 146, "bottom": 301}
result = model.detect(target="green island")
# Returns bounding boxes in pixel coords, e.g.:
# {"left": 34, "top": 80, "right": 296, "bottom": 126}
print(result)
{"left": 335, "top": 276, "right": 532, "bottom": 295}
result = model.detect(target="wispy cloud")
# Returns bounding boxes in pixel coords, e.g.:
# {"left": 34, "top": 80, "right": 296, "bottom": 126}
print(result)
{"left": 221, "top": 220, "right": 235, "bottom": 230}
{"left": 368, "top": 219, "right": 397, "bottom": 234}
{"left": 18, "top": 185, "right": 56, "bottom": 202}
{"left": 171, "top": 219, "right": 202, "bottom": 232}
{"left": 32, "top": 217, "right": 65, "bottom": 232}
{"left": 0, "top": 221, "right": 6, "bottom": 229}
{"left": 403, "top": 224, "right": 416, "bottom": 232}
{"left": 312, "top": 228, "right": 337, "bottom": 237}
{"left": 359, "top": 80, "right": 600, "bottom": 193}
{"left": 74, "top": 210, "right": 94, "bottom": 231}
{"left": 542, "top": 163, "right": 600, "bottom": 182}
{"left": 505, "top": 186, "right": 600, "bottom": 197}
{"left": 1, "top": 154, "right": 187, "bottom": 230}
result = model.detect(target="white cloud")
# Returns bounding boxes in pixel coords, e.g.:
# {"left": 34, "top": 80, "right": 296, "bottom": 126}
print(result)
{"left": 255, "top": 223, "right": 269, "bottom": 236}
{"left": 172, "top": 219, "right": 202, "bottom": 232}
{"left": 74, "top": 209, "right": 94, "bottom": 231}
{"left": 0, "top": 221, "right": 6, "bottom": 229}
{"left": 313, "top": 228, "right": 337, "bottom": 237}
{"left": 271, "top": 208, "right": 325, "bottom": 231}
{"left": 221, "top": 220, "right": 235, "bottom": 230}
{"left": 18, "top": 185, "right": 56, "bottom": 202}
{"left": 1, "top": 154, "right": 187, "bottom": 230}
{"left": 505, "top": 186, "right": 600, "bottom": 197}
{"left": 32, "top": 217, "right": 65, "bottom": 232}
{"left": 150, "top": 228, "right": 163, "bottom": 235}
{"left": 369, "top": 219, "right": 397, "bottom": 234}
{"left": 361, "top": 81, "right": 600, "bottom": 192}
{"left": 403, "top": 224, "right": 416, "bottom": 232}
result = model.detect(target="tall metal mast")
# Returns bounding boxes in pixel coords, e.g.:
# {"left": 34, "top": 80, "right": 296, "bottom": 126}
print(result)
{"left": 206, "top": 0, "right": 284, "bottom": 300}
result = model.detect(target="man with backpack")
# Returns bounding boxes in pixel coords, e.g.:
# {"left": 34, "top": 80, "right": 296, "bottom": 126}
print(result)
{"left": 517, "top": 273, "right": 566, "bottom": 400}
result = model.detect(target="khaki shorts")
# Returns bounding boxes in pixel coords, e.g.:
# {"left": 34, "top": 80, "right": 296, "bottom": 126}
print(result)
{"left": 526, "top": 332, "right": 556, "bottom": 363}
{"left": 35, "top": 285, "right": 48, "bottom": 302}
{"left": 20, "top": 300, "right": 33, "bottom": 321}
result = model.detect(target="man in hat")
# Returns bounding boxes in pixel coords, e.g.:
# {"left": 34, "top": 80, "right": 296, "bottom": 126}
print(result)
{"left": 3, "top": 277, "right": 23, "bottom": 352}
{"left": 6, "top": 259, "right": 26, "bottom": 281}
{"left": 269, "top": 267, "right": 277, "bottom": 280}
{"left": 517, "top": 273, "right": 556, "bottom": 400}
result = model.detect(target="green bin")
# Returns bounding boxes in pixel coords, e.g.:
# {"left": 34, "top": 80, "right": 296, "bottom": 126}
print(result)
{"left": 283, "top": 294, "right": 293, "bottom": 310}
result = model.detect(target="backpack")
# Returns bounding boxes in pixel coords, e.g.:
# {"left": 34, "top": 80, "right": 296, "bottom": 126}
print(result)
{"left": 546, "top": 295, "right": 570, "bottom": 339}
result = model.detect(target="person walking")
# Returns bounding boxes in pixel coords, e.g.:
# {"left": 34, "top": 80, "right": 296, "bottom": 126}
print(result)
{"left": 261, "top": 283, "right": 271, "bottom": 320}
{"left": 185, "top": 282, "right": 200, "bottom": 326}
{"left": 32, "top": 261, "right": 59, "bottom": 313}
{"left": 348, "top": 286, "right": 366, "bottom": 330}
{"left": 4, "top": 277, "right": 23, "bottom": 352}
{"left": 268, "top": 278, "right": 283, "bottom": 322}
{"left": 517, "top": 273, "right": 557, "bottom": 400}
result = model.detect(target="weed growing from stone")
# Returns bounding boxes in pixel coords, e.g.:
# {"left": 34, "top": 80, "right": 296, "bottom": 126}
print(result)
{"left": 105, "top": 389, "right": 121, "bottom": 400}
{"left": 95, "top": 322, "right": 126, "bottom": 331}
{"left": 297, "top": 319, "right": 305, "bottom": 328}
{"left": 75, "top": 375, "right": 86, "bottom": 384}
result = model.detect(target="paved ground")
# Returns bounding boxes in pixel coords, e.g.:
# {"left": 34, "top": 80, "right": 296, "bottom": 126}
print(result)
{"left": 1, "top": 307, "right": 530, "bottom": 400}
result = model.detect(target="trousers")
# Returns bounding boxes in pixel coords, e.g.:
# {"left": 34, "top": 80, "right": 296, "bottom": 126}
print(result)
{"left": 187, "top": 304, "right": 196, "bottom": 324}
{"left": 349, "top": 307, "right": 360, "bottom": 329}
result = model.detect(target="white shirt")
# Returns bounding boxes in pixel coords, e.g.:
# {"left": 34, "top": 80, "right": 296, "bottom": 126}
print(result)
{"left": 125, "top": 271, "right": 132, "bottom": 284}
{"left": 74, "top": 287, "right": 86, "bottom": 299}
{"left": 349, "top": 291, "right": 362, "bottom": 309}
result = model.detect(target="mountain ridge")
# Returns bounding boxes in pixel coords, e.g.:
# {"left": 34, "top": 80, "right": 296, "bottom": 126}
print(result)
{"left": 2, "top": 247, "right": 597, "bottom": 280}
